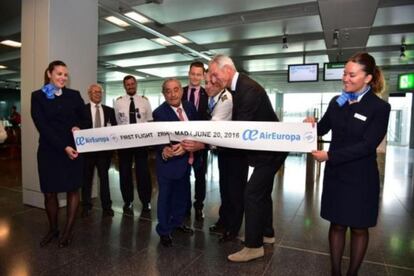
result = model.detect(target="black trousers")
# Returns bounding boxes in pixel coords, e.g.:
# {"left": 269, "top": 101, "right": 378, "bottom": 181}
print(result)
{"left": 191, "top": 149, "right": 208, "bottom": 210}
{"left": 244, "top": 163, "right": 279, "bottom": 248}
{"left": 217, "top": 149, "right": 248, "bottom": 234}
{"left": 118, "top": 147, "right": 152, "bottom": 205}
{"left": 82, "top": 152, "right": 112, "bottom": 210}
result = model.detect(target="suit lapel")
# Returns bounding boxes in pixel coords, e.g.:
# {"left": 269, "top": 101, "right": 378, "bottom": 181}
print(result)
{"left": 165, "top": 103, "right": 180, "bottom": 121}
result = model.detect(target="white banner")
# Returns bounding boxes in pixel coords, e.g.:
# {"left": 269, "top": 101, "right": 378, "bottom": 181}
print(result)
{"left": 73, "top": 121, "right": 316, "bottom": 153}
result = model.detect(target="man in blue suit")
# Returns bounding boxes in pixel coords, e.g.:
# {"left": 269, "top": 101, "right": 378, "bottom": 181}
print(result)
{"left": 153, "top": 78, "right": 205, "bottom": 247}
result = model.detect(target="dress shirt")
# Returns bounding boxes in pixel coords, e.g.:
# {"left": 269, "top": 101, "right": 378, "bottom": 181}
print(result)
{"left": 230, "top": 72, "right": 240, "bottom": 92}
{"left": 187, "top": 86, "right": 201, "bottom": 109}
{"left": 90, "top": 103, "right": 104, "bottom": 127}
{"left": 171, "top": 104, "right": 189, "bottom": 121}
{"left": 210, "top": 89, "right": 233, "bottom": 121}
{"left": 114, "top": 94, "right": 153, "bottom": 125}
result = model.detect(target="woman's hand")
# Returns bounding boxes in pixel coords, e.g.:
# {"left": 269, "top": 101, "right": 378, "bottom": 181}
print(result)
{"left": 71, "top": 126, "right": 80, "bottom": 133}
{"left": 303, "top": 116, "right": 316, "bottom": 127}
{"left": 312, "top": 150, "right": 329, "bottom": 162}
{"left": 65, "top": 146, "right": 79, "bottom": 160}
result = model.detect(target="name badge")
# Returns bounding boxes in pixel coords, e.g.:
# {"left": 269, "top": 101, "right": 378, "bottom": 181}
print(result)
{"left": 354, "top": 113, "right": 367, "bottom": 121}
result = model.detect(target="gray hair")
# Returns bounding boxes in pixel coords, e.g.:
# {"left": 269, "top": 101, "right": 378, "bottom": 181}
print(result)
{"left": 87, "top": 83, "right": 103, "bottom": 93}
{"left": 209, "top": 54, "right": 236, "bottom": 71}
{"left": 162, "top": 78, "right": 182, "bottom": 94}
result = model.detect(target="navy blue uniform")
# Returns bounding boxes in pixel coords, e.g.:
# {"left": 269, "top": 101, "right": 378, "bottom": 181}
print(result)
{"left": 318, "top": 90, "right": 391, "bottom": 227}
{"left": 31, "top": 88, "right": 85, "bottom": 193}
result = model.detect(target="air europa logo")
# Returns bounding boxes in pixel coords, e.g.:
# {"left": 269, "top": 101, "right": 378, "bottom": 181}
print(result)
{"left": 242, "top": 129, "right": 301, "bottom": 142}
{"left": 75, "top": 136, "right": 110, "bottom": 146}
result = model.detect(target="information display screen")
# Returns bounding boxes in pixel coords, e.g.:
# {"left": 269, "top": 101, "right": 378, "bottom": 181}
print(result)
{"left": 323, "top": 62, "right": 345, "bottom": 81}
{"left": 288, "top": 63, "right": 319, "bottom": 82}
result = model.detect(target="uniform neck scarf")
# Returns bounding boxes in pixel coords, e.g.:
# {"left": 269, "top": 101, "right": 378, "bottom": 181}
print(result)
{"left": 336, "top": 85, "right": 371, "bottom": 107}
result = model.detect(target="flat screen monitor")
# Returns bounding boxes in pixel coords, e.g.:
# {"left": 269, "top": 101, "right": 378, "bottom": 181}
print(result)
{"left": 288, "top": 63, "right": 319, "bottom": 82}
{"left": 398, "top": 73, "right": 414, "bottom": 91}
{"left": 323, "top": 62, "right": 345, "bottom": 81}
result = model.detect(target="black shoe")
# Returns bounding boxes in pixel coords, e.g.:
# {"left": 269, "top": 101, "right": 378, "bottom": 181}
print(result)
{"left": 123, "top": 203, "right": 134, "bottom": 215}
{"left": 40, "top": 229, "right": 59, "bottom": 247}
{"left": 102, "top": 208, "right": 114, "bottom": 217}
{"left": 176, "top": 224, "right": 194, "bottom": 235}
{"left": 219, "top": 231, "right": 237, "bottom": 243}
{"left": 209, "top": 223, "right": 225, "bottom": 233}
{"left": 195, "top": 209, "right": 204, "bottom": 221}
{"left": 142, "top": 203, "right": 151, "bottom": 212}
{"left": 81, "top": 208, "right": 91, "bottom": 218}
{"left": 160, "top": 235, "right": 173, "bottom": 247}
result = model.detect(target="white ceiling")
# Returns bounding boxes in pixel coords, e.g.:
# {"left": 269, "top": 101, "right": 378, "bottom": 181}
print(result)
{"left": 0, "top": 0, "right": 413, "bottom": 92}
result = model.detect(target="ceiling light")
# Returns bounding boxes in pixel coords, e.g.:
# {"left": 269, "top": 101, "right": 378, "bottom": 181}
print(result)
{"left": 400, "top": 43, "right": 406, "bottom": 58}
{"left": 171, "top": 35, "right": 190, "bottom": 44}
{"left": 332, "top": 29, "right": 339, "bottom": 48}
{"left": 124, "top": 11, "right": 152, "bottom": 24}
{"left": 0, "top": 40, "right": 21, "bottom": 48}
{"left": 151, "top": 38, "right": 173, "bottom": 46}
{"left": 105, "top": 16, "right": 130, "bottom": 27}
{"left": 282, "top": 35, "right": 288, "bottom": 49}
{"left": 0, "top": 65, "right": 6, "bottom": 69}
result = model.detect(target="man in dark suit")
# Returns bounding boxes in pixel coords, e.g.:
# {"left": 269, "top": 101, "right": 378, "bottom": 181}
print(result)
{"left": 81, "top": 84, "right": 117, "bottom": 217}
{"left": 153, "top": 78, "right": 205, "bottom": 247}
{"left": 182, "top": 61, "right": 209, "bottom": 221}
{"left": 209, "top": 55, "right": 288, "bottom": 262}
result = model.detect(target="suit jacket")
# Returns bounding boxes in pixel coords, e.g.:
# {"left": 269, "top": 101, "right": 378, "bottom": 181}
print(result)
{"left": 84, "top": 103, "right": 117, "bottom": 158}
{"left": 153, "top": 101, "right": 199, "bottom": 179}
{"left": 232, "top": 73, "right": 288, "bottom": 167}
{"left": 182, "top": 86, "right": 209, "bottom": 120}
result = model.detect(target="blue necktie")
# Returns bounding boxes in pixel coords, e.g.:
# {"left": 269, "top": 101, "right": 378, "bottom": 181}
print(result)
{"left": 208, "top": 97, "right": 215, "bottom": 112}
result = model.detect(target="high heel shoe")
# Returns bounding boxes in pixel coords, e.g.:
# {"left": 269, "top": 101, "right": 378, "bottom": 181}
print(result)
{"left": 58, "top": 234, "right": 73, "bottom": 248}
{"left": 40, "top": 229, "right": 59, "bottom": 247}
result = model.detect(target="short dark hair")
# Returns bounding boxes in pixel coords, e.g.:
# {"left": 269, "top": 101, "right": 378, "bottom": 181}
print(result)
{"left": 123, "top": 75, "right": 136, "bottom": 85}
{"left": 189, "top": 61, "right": 206, "bottom": 73}
{"left": 44, "top": 60, "right": 67, "bottom": 85}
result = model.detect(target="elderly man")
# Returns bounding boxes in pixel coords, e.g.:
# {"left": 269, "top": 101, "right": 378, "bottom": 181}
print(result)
{"left": 81, "top": 84, "right": 117, "bottom": 217}
{"left": 153, "top": 78, "right": 205, "bottom": 247}
{"left": 209, "top": 55, "right": 288, "bottom": 262}
{"left": 204, "top": 72, "right": 248, "bottom": 243}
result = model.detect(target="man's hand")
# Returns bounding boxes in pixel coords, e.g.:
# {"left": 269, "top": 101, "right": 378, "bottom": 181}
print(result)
{"left": 181, "top": 140, "right": 205, "bottom": 152}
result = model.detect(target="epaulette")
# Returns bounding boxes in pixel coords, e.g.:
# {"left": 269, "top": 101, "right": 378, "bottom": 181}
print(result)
{"left": 221, "top": 94, "right": 228, "bottom": 102}
{"left": 116, "top": 96, "right": 123, "bottom": 101}
{"left": 142, "top": 95, "right": 148, "bottom": 100}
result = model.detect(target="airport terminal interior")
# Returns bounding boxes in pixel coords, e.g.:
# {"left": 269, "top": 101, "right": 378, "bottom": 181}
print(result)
{"left": 0, "top": 0, "right": 414, "bottom": 275}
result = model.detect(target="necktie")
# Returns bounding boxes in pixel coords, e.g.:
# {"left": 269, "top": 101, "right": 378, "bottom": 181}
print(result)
{"left": 189, "top": 88, "right": 196, "bottom": 106}
{"left": 177, "top": 107, "right": 194, "bottom": 165}
{"left": 129, "top": 97, "right": 137, "bottom": 124}
{"left": 208, "top": 97, "right": 215, "bottom": 112}
{"left": 94, "top": 104, "right": 101, "bottom": 128}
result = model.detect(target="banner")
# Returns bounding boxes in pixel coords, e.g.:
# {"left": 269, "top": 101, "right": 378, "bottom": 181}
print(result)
{"left": 73, "top": 121, "right": 316, "bottom": 153}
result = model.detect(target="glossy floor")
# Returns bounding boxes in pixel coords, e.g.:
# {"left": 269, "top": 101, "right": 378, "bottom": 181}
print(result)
{"left": 0, "top": 146, "right": 413, "bottom": 275}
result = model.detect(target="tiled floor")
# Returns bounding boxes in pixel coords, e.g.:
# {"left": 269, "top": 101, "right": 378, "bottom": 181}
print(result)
{"left": 0, "top": 145, "right": 413, "bottom": 275}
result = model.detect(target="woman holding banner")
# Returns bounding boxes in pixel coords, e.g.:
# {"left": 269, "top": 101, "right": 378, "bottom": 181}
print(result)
{"left": 31, "top": 60, "right": 86, "bottom": 248}
{"left": 305, "top": 52, "right": 390, "bottom": 276}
